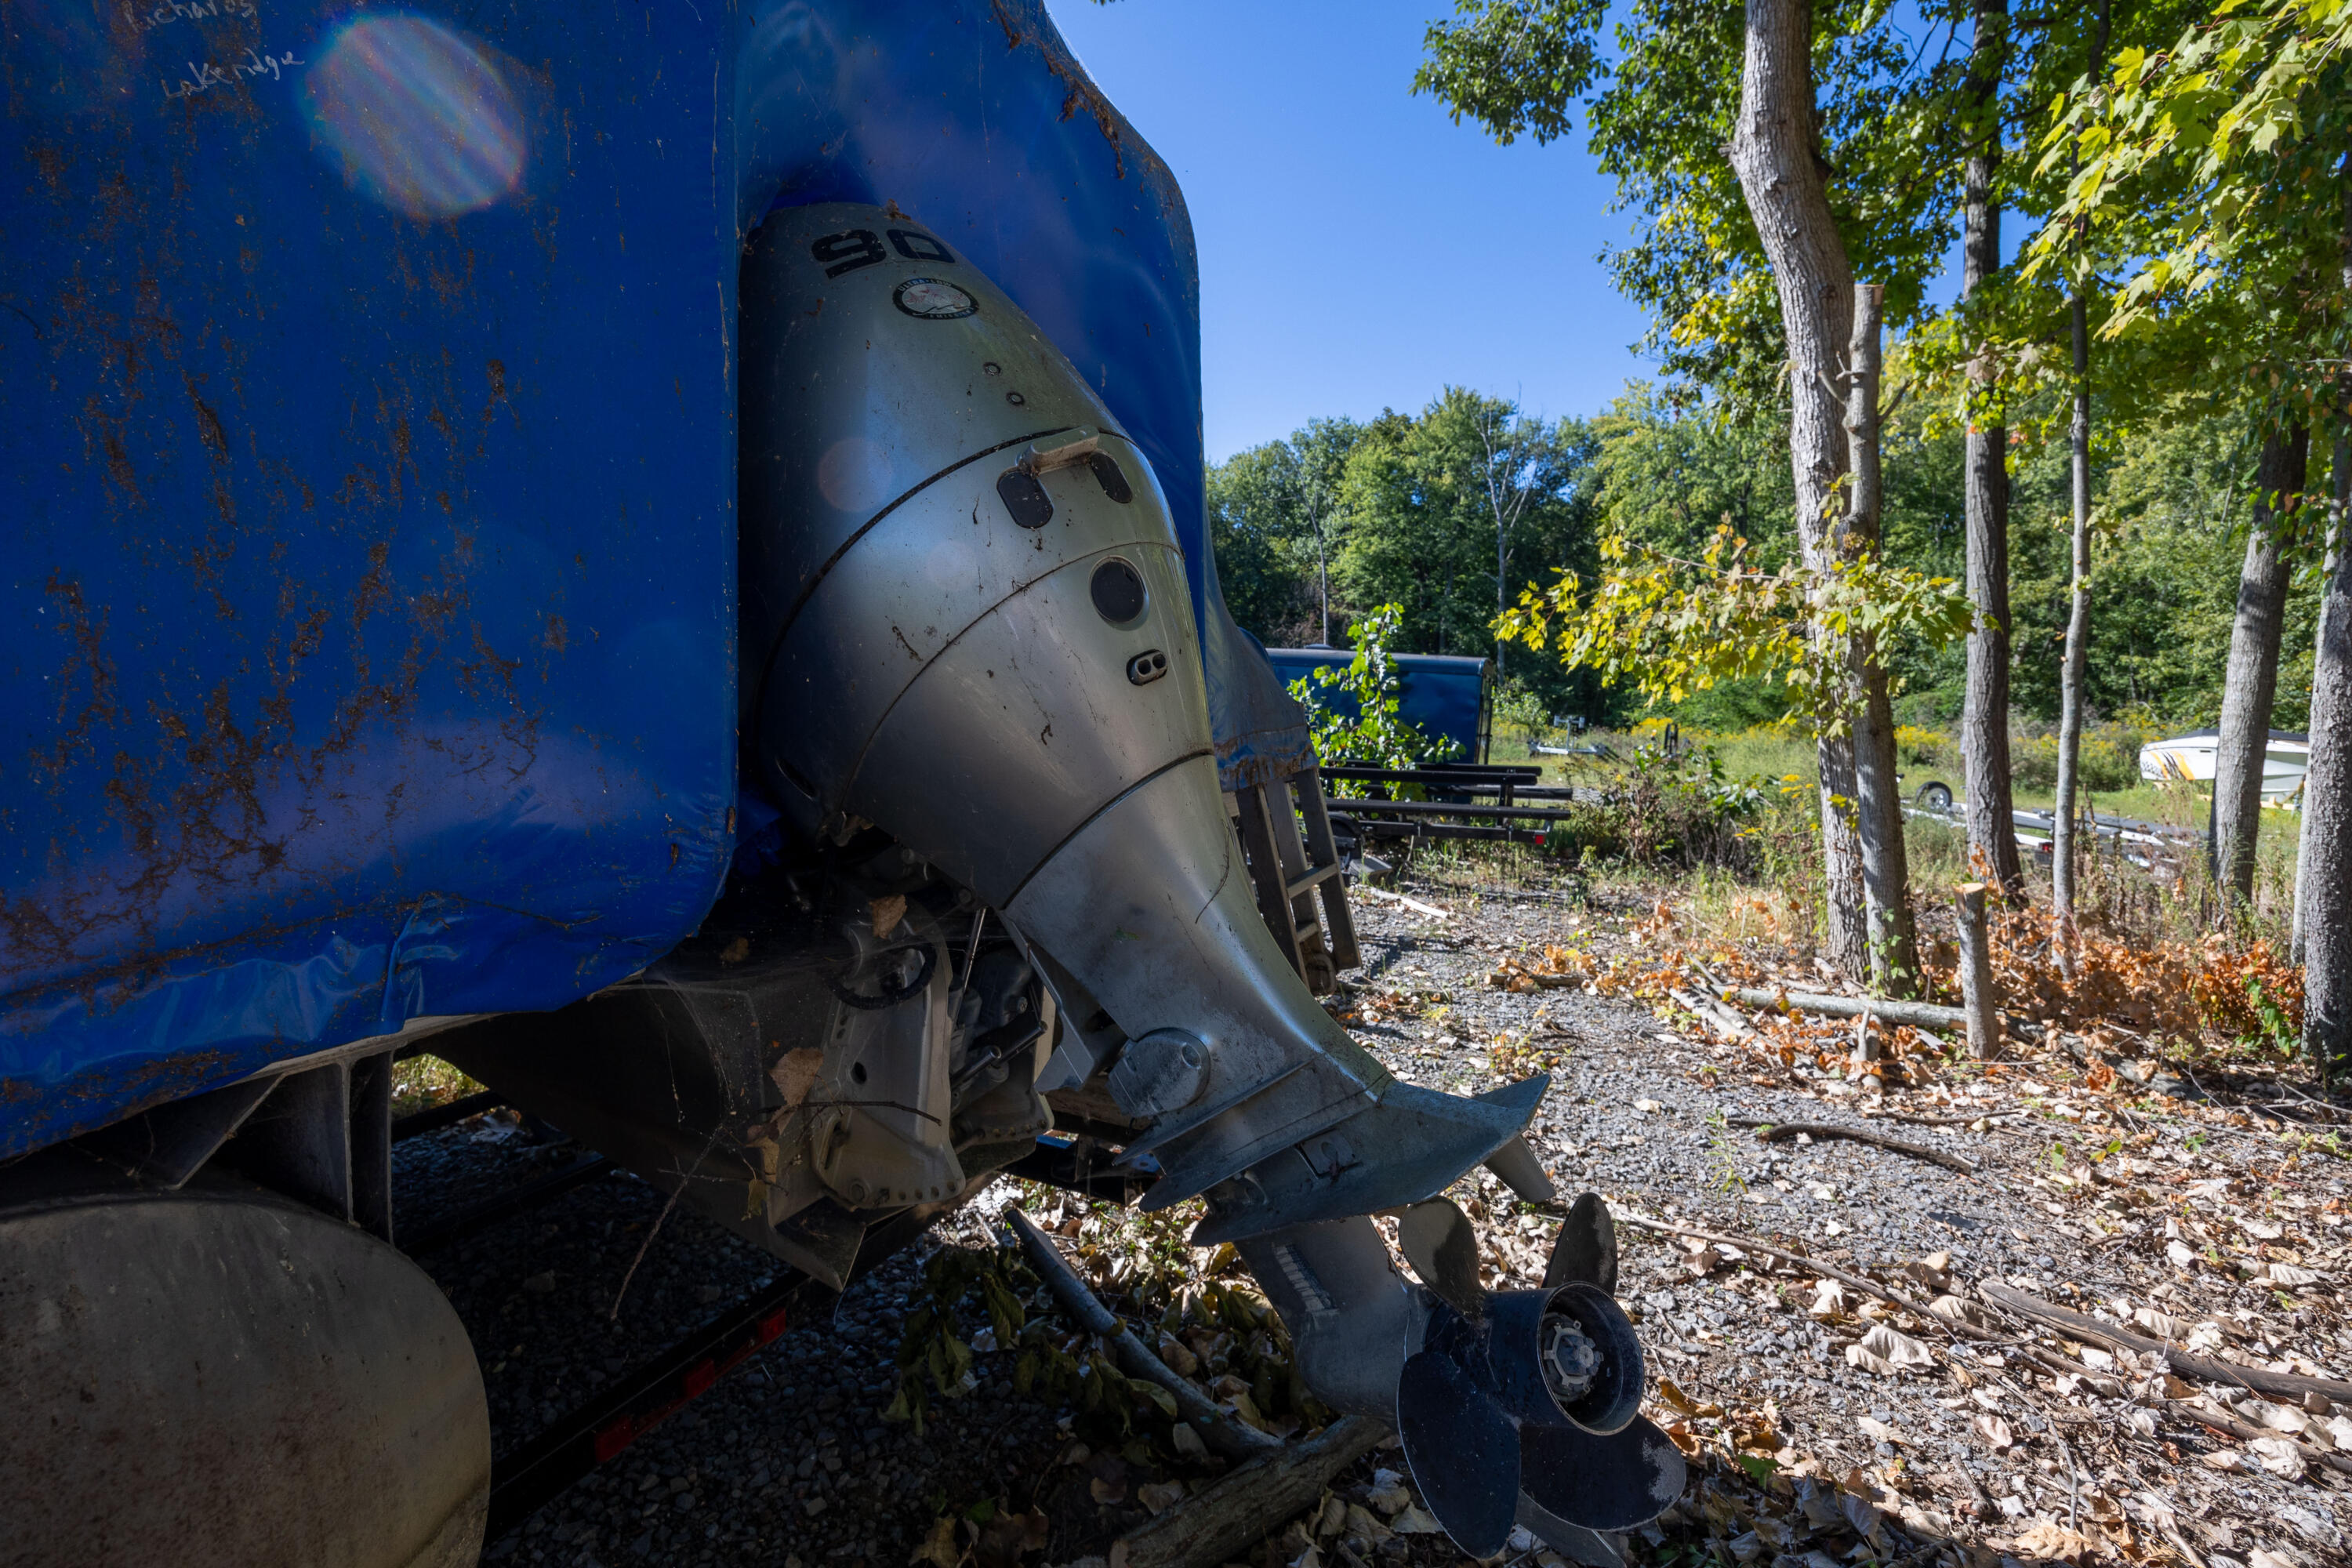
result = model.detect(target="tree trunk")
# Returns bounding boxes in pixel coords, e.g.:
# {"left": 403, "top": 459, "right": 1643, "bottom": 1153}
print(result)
{"left": 1845, "top": 284, "right": 1918, "bottom": 996}
{"left": 2052, "top": 296, "right": 2093, "bottom": 975}
{"left": 1961, "top": 0, "right": 2021, "bottom": 897}
{"left": 2294, "top": 184, "right": 2350, "bottom": 972}
{"left": 2052, "top": 1, "right": 2107, "bottom": 981}
{"left": 1318, "top": 534, "right": 1330, "bottom": 646}
{"left": 2307, "top": 432, "right": 2352, "bottom": 1077}
{"left": 1497, "top": 507, "right": 1508, "bottom": 679}
{"left": 2212, "top": 425, "right": 2310, "bottom": 905}
{"left": 1726, "top": 0, "right": 1867, "bottom": 980}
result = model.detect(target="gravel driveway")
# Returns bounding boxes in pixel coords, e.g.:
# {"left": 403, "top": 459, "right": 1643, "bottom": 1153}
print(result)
{"left": 419, "top": 867, "right": 2352, "bottom": 1568}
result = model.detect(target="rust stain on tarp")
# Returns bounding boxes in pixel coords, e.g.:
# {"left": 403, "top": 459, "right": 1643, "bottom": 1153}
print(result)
{"left": 4, "top": 113, "right": 560, "bottom": 1014}
{"left": 987, "top": 0, "right": 1126, "bottom": 176}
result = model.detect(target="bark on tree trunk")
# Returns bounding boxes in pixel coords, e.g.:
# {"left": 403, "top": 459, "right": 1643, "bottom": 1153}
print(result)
{"left": 1961, "top": 0, "right": 2020, "bottom": 897}
{"left": 1845, "top": 285, "right": 1918, "bottom": 996}
{"left": 1956, "top": 882, "right": 1998, "bottom": 1060}
{"left": 2306, "top": 434, "right": 2352, "bottom": 1076}
{"left": 2298, "top": 432, "right": 2347, "bottom": 967}
{"left": 2053, "top": 293, "right": 2093, "bottom": 977}
{"left": 2212, "top": 425, "right": 2310, "bottom": 906}
{"left": 1727, "top": 0, "right": 1867, "bottom": 980}
{"left": 1318, "top": 537, "right": 1330, "bottom": 647}
{"left": 1497, "top": 516, "right": 1508, "bottom": 680}
{"left": 2052, "top": 1, "right": 2108, "bottom": 982}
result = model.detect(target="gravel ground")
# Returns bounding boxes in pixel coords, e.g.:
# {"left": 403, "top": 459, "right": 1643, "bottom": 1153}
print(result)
{"left": 412, "top": 864, "right": 2352, "bottom": 1568}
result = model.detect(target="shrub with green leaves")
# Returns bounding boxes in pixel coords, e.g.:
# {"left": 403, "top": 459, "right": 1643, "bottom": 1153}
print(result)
{"left": 1288, "top": 603, "right": 1461, "bottom": 776}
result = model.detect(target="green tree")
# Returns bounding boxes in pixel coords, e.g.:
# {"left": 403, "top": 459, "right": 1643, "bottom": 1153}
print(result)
{"left": 1207, "top": 418, "right": 1364, "bottom": 645}
{"left": 2029, "top": 0, "right": 2351, "bottom": 915}
{"left": 1332, "top": 390, "right": 1599, "bottom": 699}
{"left": 2031, "top": 0, "right": 2352, "bottom": 1065}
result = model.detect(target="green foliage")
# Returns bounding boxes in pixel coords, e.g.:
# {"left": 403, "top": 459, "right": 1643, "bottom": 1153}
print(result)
{"left": 1332, "top": 390, "right": 1598, "bottom": 670}
{"left": 1494, "top": 681, "right": 1552, "bottom": 747}
{"left": 1496, "top": 525, "right": 1975, "bottom": 741}
{"left": 884, "top": 1247, "right": 1030, "bottom": 1436}
{"left": 1413, "top": 0, "right": 1608, "bottom": 147}
{"left": 2029, "top": 0, "right": 2352, "bottom": 429}
{"left": 1537, "top": 734, "right": 1784, "bottom": 869}
{"left": 2007, "top": 725, "right": 2149, "bottom": 793}
{"left": 1207, "top": 418, "right": 1363, "bottom": 645}
{"left": 1416, "top": 0, "right": 1989, "bottom": 412}
{"left": 1290, "top": 604, "right": 1462, "bottom": 773}
{"left": 1209, "top": 391, "right": 1603, "bottom": 720}
{"left": 1590, "top": 383, "right": 1798, "bottom": 564}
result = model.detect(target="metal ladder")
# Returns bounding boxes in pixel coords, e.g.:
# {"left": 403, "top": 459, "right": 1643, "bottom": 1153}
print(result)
{"left": 1229, "top": 764, "right": 1360, "bottom": 995}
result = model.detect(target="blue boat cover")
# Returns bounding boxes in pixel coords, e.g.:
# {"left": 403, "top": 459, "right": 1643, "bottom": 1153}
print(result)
{"left": 0, "top": 0, "right": 1300, "bottom": 1156}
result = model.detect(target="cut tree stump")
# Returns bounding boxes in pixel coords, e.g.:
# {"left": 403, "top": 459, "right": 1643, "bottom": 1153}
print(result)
{"left": 1955, "top": 883, "right": 1998, "bottom": 1059}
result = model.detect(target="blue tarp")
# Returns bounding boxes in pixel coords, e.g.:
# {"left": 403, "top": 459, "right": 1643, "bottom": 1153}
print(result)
{"left": 0, "top": 0, "right": 1302, "bottom": 1154}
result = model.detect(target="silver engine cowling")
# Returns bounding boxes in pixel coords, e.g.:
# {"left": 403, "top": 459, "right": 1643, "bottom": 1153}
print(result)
{"left": 739, "top": 202, "right": 1541, "bottom": 1240}
{"left": 432, "top": 201, "right": 1679, "bottom": 1559}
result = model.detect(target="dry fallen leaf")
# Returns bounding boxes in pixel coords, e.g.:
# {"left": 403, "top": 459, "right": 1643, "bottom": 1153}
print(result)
{"left": 2248, "top": 1436, "right": 2307, "bottom": 1478}
{"left": 1134, "top": 1482, "right": 1185, "bottom": 1517}
{"left": 975, "top": 1509, "right": 1049, "bottom": 1568}
{"left": 1846, "top": 1323, "right": 1933, "bottom": 1376}
{"left": 909, "top": 1516, "right": 961, "bottom": 1568}
{"left": 1927, "top": 1294, "right": 1986, "bottom": 1330}
{"left": 770, "top": 1047, "right": 825, "bottom": 1108}
{"left": 1388, "top": 1505, "right": 1443, "bottom": 1536}
{"left": 2011, "top": 1519, "right": 2099, "bottom": 1563}
{"left": 1973, "top": 1413, "right": 2016, "bottom": 1451}
{"left": 2135, "top": 1306, "right": 2195, "bottom": 1339}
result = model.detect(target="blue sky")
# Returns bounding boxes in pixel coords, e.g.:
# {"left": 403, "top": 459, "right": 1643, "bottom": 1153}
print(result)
{"left": 1047, "top": 0, "right": 1652, "bottom": 462}
{"left": 1047, "top": 0, "right": 1986, "bottom": 463}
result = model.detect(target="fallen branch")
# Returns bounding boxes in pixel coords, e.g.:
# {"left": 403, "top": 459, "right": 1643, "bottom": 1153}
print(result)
{"left": 1112, "top": 1415, "right": 1388, "bottom": 1568}
{"left": 1669, "top": 987, "right": 1755, "bottom": 1042}
{"left": 1977, "top": 1282, "right": 2352, "bottom": 1406}
{"left": 1358, "top": 884, "right": 1450, "bottom": 920}
{"left": 1724, "top": 987, "right": 1969, "bottom": 1032}
{"left": 1608, "top": 1212, "right": 1997, "bottom": 1341}
{"left": 1863, "top": 1109, "right": 2020, "bottom": 1128}
{"left": 1727, "top": 1118, "right": 1981, "bottom": 1174}
{"left": 2169, "top": 1398, "right": 2352, "bottom": 1481}
{"left": 1005, "top": 1207, "right": 1279, "bottom": 1460}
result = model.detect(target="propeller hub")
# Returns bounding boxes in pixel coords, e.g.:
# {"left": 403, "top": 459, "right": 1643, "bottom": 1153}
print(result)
{"left": 1538, "top": 1312, "right": 1602, "bottom": 1403}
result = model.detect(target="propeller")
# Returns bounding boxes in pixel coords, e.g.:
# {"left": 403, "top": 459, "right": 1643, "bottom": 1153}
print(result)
{"left": 1392, "top": 1192, "right": 1685, "bottom": 1557}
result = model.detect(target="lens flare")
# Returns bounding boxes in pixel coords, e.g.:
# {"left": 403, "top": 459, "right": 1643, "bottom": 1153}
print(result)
{"left": 303, "top": 13, "right": 524, "bottom": 220}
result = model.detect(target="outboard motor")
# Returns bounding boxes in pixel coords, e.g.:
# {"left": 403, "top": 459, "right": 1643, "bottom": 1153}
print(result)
{"left": 428, "top": 201, "right": 1681, "bottom": 1554}
{"left": 724, "top": 202, "right": 1682, "bottom": 1552}
{"left": 736, "top": 203, "right": 1540, "bottom": 1236}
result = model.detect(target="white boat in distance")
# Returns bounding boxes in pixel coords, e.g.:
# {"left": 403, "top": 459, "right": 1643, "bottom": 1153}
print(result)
{"left": 2140, "top": 728, "right": 2310, "bottom": 806}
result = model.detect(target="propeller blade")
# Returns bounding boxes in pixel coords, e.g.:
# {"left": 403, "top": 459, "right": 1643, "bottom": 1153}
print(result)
{"left": 1398, "top": 1198, "right": 1485, "bottom": 1319}
{"left": 1396, "top": 1348, "right": 1522, "bottom": 1559}
{"left": 1518, "top": 1417, "right": 1688, "bottom": 1533}
{"left": 1543, "top": 1190, "right": 1618, "bottom": 1297}
{"left": 1515, "top": 1494, "right": 1632, "bottom": 1568}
